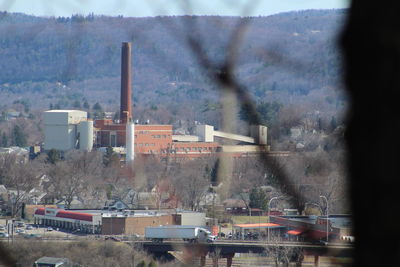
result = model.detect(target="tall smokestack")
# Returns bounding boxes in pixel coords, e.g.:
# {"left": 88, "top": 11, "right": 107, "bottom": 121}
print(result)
{"left": 120, "top": 42, "right": 132, "bottom": 124}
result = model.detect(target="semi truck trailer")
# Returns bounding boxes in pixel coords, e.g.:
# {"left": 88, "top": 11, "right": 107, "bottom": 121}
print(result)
{"left": 145, "top": 226, "right": 216, "bottom": 243}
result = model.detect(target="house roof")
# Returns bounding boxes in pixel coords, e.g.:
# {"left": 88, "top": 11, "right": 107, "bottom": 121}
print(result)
{"left": 233, "top": 223, "right": 282, "bottom": 229}
{"left": 35, "top": 208, "right": 93, "bottom": 222}
{"left": 34, "top": 256, "right": 69, "bottom": 264}
{"left": 222, "top": 198, "right": 246, "bottom": 208}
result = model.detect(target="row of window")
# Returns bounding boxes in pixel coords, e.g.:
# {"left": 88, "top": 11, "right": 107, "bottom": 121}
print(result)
{"left": 135, "top": 143, "right": 156, "bottom": 147}
{"left": 173, "top": 147, "right": 215, "bottom": 152}
{"left": 132, "top": 143, "right": 215, "bottom": 151}
{"left": 152, "top": 135, "right": 170, "bottom": 139}
{"left": 134, "top": 134, "right": 171, "bottom": 139}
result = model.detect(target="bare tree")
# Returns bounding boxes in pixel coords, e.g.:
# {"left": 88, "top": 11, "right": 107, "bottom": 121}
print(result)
{"left": 264, "top": 237, "right": 304, "bottom": 267}
{"left": 172, "top": 158, "right": 215, "bottom": 211}
{"left": 45, "top": 151, "right": 104, "bottom": 208}
{"left": 1, "top": 154, "right": 42, "bottom": 216}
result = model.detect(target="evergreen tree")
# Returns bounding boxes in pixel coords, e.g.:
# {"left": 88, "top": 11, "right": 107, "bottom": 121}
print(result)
{"left": 210, "top": 159, "right": 220, "bottom": 186}
{"left": 0, "top": 111, "right": 6, "bottom": 121}
{"left": 1, "top": 132, "right": 7, "bottom": 147}
{"left": 136, "top": 261, "right": 146, "bottom": 267}
{"left": 47, "top": 149, "right": 61, "bottom": 164}
{"left": 318, "top": 117, "right": 323, "bottom": 132}
{"left": 11, "top": 125, "right": 27, "bottom": 147}
{"left": 330, "top": 116, "right": 337, "bottom": 131}
{"left": 92, "top": 102, "right": 102, "bottom": 111}
{"left": 239, "top": 101, "right": 282, "bottom": 126}
{"left": 249, "top": 187, "right": 268, "bottom": 210}
{"left": 103, "top": 146, "right": 119, "bottom": 167}
{"left": 83, "top": 100, "right": 90, "bottom": 109}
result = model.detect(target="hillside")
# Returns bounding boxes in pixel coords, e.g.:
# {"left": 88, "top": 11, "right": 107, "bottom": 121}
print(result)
{"left": 0, "top": 9, "right": 347, "bottom": 128}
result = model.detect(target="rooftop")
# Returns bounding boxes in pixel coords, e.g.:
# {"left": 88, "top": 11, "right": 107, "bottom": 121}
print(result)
{"left": 45, "top": 109, "right": 84, "bottom": 113}
{"left": 34, "top": 256, "right": 69, "bottom": 264}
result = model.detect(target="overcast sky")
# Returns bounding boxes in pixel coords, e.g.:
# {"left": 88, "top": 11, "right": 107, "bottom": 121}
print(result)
{"left": 1, "top": 0, "right": 349, "bottom": 17}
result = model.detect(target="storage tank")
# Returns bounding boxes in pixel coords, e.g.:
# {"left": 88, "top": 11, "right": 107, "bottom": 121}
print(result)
{"left": 126, "top": 122, "right": 134, "bottom": 162}
{"left": 78, "top": 120, "right": 93, "bottom": 151}
{"left": 250, "top": 125, "right": 268, "bottom": 145}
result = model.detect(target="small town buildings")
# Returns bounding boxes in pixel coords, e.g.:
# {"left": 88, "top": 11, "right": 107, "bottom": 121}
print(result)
{"left": 33, "top": 207, "right": 207, "bottom": 235}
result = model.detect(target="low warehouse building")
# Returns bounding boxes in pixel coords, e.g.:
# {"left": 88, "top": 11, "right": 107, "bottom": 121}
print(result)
{"left": 101, "top": 210, "right": 207, "bottom": 235}
{"left": 34, "top": 208, "right": 101, "bottom": 233}
{"left": 101, "top": 213, "right": 179, "bottom": 235}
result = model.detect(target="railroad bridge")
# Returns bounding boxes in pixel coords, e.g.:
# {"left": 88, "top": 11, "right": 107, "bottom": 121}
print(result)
{"left": 132, "top": 240, "right": 354, "bottom": 267}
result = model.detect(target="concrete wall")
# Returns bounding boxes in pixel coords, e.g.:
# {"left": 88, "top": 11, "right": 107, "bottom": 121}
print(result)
{"left": 179, "top": 212, "right": 206, "bottom": 226}
{"left": 172, "top": 135, "right": 200, "bottom": 142}
{"left": 195, "top": 125, "right": 214, "bottom": 142}
{"left": 214, "top": 130, "right": 255, "bottom": 144}
{"left": 102, "top": 214, "right": 178, "bottom": 235}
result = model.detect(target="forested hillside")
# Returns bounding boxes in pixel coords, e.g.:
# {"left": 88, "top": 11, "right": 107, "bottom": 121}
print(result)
{"left": 0, "top": 9, "right": 347, "bottom": 135}
{"left": 0, "top": 10, "right": 351, "bottom": 215}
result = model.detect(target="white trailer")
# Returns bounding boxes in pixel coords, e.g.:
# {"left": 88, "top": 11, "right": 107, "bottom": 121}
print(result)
{"left": 145, "top": 226, "right": 215, "bottom": 243}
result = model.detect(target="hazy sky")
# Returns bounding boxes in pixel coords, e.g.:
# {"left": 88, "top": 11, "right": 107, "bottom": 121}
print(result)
{"left": 1, "top": 0, "right": 349, "bottom": 17}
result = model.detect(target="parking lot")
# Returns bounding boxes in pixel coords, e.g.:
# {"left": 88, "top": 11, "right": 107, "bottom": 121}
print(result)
{"left": 0, "top": 219, "right": 87, "bottom": 240}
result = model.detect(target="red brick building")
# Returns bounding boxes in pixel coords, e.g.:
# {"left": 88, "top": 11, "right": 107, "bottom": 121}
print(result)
{"left": 94, "top": 119, "right": 219, "bottom": 159}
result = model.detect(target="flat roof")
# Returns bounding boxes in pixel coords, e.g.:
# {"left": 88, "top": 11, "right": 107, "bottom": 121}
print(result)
{"left": 274, "top": 215, "right": 352, "bottom": 228}
{"left": 45, "top": 109, "right": 84, "bottom": 113}
{"left": 69, "top": 209, "right": 204, "bottom": 218}
{"left": 234, "top": 223, "right": 283, "bottom": 229}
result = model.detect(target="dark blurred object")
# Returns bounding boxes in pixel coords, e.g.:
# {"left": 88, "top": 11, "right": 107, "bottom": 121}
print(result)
{"left": 341, "top": 1, "right": 400, "bottom": 266}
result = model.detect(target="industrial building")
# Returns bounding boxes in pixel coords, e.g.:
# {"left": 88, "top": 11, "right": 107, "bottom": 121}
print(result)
{"left": 43, "top": 110, "right": 93, "bottom": 152}
{"left": 43, "top": 42, "right": 288, "bottom": 160}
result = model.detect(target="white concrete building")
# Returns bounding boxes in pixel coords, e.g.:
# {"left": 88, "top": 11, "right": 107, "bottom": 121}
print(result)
{"left": 43, "top": 110, "right": 93, "bottom": 151}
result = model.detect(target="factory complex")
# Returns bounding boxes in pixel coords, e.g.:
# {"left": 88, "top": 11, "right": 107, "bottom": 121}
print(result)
{"left": 42, "top": 42, "right": 288, "bottom": 160}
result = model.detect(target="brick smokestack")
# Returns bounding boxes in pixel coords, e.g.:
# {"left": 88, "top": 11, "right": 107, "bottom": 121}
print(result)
{"left": 120, "top": 42, "right": 132, "bottom": 124}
